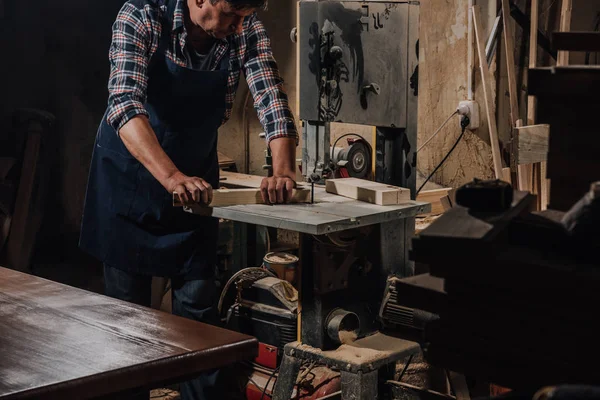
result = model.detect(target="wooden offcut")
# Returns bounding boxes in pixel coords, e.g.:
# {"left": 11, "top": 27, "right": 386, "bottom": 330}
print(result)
{"left": 515, "top": 124, "right": 550, "bottom": 165}
{"left": 325, "top": 178, "right": 410, "bottom": 206}
{"left": 417, "top": 188, "right": 453, "bottom": 215}
{"left": 173, "top": 187, "right": 311, "bottom": 208}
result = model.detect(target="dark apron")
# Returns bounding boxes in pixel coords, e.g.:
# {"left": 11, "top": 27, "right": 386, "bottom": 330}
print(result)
{"left": 80, "top": 0, "right": 228, "bottom": 280}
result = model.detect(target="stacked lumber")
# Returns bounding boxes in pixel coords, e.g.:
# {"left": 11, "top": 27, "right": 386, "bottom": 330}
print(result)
{"left": 529, "top": 65, "right": 600, "bottom": 211}
{"left": 407, "top": 192, "right": 600, "bottom": 391}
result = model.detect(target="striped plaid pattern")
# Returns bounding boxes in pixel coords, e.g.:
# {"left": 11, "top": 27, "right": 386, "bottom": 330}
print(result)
{"left": 107, "top": 0, "right": 298, "bottom": 144}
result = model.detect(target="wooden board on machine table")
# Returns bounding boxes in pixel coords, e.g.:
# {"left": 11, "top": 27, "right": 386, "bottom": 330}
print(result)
{"left": 173, "top": 187, "right": 312, "bottom": 208}
{"left": 325, "top": 178, "right": 410, "bottom": 206}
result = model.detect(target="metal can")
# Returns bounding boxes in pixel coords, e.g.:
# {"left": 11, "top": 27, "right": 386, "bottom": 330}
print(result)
{"left": 263, "top": 252, "right": 299, "bottom": 286}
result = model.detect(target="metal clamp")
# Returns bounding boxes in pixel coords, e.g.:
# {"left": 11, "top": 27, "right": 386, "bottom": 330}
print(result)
{"left": 362, "top": 83, "right": 381, "bottom": 95}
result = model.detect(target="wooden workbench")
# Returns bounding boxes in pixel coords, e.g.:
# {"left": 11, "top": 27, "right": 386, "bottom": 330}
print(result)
{"left": 0, "top": 267, "right": 257, "bottom": 399}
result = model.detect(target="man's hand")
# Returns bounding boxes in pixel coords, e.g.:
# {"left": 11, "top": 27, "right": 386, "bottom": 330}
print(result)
{"left": 262, "top": 137, "right": 297, "bottom": 204}
{"left": 260, "top": 175, "right": 296, "bottom": 204}
{"left": 166, "top": 171, "right": 213, "bottom": 206}
{"left": 119, "top": 117, "right": 212, "bottom": 206}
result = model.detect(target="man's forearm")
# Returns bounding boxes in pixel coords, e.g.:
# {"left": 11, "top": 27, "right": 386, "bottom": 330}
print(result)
{"left": 118, "top": 115, "right": 179, "bottom": 190}
{"left": 269, "top": 137, "right": 297, "bottom": 178}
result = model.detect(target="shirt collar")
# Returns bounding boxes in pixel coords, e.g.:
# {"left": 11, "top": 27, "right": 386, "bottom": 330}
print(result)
{"left": 172, "top": 0, "right": 228, "bottom": 46}
{"left": 172, "top": 0, "right": 186, "bottom": 32}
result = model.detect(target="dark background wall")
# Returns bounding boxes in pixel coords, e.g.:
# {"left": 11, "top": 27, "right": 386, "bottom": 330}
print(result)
{"left": 0, "top": 1, "right": 127, "bottom": 286}
{"left": 0, "top": 0, "right": 299, "bottom": 288}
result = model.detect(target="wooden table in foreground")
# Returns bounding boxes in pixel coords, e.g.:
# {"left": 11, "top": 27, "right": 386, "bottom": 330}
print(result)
{"left": 0, "top": 267, "right": 258, "bottom": 400}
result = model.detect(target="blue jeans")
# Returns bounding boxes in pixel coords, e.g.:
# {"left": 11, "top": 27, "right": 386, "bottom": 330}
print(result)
{"left": 104, "top": 264, "right": 220, "bottom": 400}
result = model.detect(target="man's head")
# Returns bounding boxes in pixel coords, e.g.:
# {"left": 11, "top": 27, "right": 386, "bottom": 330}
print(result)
{"left": 187, "top": 0, "right": 266, "bottom": 39}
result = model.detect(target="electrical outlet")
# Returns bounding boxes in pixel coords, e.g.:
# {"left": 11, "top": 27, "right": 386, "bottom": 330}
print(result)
{"left": 457, "top": 100, "right": 480, "bottom": 130}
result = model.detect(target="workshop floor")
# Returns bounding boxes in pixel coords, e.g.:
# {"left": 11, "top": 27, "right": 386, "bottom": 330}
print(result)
{"left": 150, "top": 389, "right": 180, "bottom": 399}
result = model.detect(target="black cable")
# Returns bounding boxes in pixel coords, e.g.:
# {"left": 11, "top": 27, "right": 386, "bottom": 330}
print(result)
{"left": 260, "top": 366, "right": 280, "bottom": 400}
{"left": 416, "top": 115, "right": 470, "bottom": 196}
{"left": 396, "top": 354, "right": 414, "bottom": 382}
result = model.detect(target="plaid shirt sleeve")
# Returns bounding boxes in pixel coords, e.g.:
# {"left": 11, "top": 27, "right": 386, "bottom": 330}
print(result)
{"left": 106, "top": 3, "right": 158, "bottom": 132}
{"left": 244, "top": 15, "right": 298, "bottom": 145}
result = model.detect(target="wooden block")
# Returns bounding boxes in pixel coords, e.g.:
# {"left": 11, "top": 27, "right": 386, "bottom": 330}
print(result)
{"left": 173, "top": 188, "right": 311, "bottom": 208}
{"left": 515, "top": 124, "right": 550, "bottom": 165}
{"left": 440, "top": 195, "right": 453, "bottom": 211}
{"left": 417, "top": 188, "right": 452, "bottom": 215}
{"left": 217, "top": 152, "right": 236, "bottom": 168}
{"left": 325, "top": 178, "right": 410, "bottom": 205}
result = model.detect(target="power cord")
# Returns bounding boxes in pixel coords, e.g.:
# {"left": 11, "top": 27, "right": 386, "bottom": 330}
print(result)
{"left": 417, "top": 110, "right": 459, "bottom": 154}
{"left": 416, "top": 114, "right": 470, "bottom": 196}
{"left": 260, "top": 365, "right": 280, "bottom": 400}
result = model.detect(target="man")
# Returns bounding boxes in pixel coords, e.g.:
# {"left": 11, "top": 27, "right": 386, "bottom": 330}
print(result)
{"left": 79, "top": 0, "right": 298, "bottom": 398}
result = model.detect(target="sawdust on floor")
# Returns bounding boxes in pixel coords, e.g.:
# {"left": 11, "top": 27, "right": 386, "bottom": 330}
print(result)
{"left": 150, "top": 388, "right": 180, "bottom": 399}
{"left": 415, "top": 214, "right": 442, "bottom": 235}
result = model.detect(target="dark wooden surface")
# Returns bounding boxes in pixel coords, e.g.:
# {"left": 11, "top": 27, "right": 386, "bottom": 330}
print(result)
{"left": 552, "top": 31, "right": 600, "bottom": 52}
{"left": 0, "top": 267, "right": 258, "bottom": 399}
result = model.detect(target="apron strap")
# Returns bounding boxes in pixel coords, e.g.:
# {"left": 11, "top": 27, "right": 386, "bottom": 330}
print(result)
{"left": 149, "top": 0, "right": 176, "bottom": 71}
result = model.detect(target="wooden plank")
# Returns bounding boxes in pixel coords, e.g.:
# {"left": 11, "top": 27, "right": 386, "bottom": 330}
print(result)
{"left": 501, "top": 0, "right": 520, "bottom": 128}
{"left": 515, "top": 124, "right": 550, "bottom": 165}
{"left": 220, "top": 170, "right": 264, "bottom": 188}
{"left": 537, "top": 0, "right": 549, "bottom": 211}
{"left": 553, "top": 32, "right": 600, "bottom": 52}
{"left": 500, "top": 0, "right": 530, "bottom": 191}
{"left": 527, "top": 0, "right": 539, "bottom": 127}
{"left": 527, "top": 0, "right": 544, "bottom": 209}
{"left": 173, "top": 187, "right": 311, "bottom": 208}
{"left": 417, "top": 188, "right": 453, "bottom": 215}
{"left": 325, "top": 178, "right": 410, "bottom": 206}
{"left": 473, "top": 6, "right": 504, "bottom": 180}
{"left": 557, "top": 0, "right": 573, "bottom": 66}
{"left": 217, "top": 151, "right": 236, "bottom": 168}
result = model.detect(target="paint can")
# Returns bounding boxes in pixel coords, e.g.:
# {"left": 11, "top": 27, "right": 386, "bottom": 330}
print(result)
{"left": 263, "top": 252, "right": 299, "bottom": 286}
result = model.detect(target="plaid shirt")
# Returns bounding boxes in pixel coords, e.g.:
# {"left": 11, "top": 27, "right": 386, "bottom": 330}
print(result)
{"left": 107, "top": 0, "right": 298, "bottom": 144}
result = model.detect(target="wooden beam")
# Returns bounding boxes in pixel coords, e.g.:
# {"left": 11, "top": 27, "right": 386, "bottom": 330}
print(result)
{"left": 501, "top": 0, "right": 529, "bottom": 191}
{"left": 220, "top": 170, "right": 265, "bottom": 188}
{"left": 417, "top": 188, "right": 453, "bottom": 215}
{"left": 553, "top": 32, "right": 600, "bottom": 52}
{"left": 528, "top": 0, "right": 539, "bottom": 126}
{"left": 558, "top": 0, "right": 573, "bottom": 66}
{"left": 515, "top": 124, "right": 550, "bottom": 165}
{"left": 527, "top": 0, "right": 549, "bottom": 210}
{"left": 473, "top": 6, "right": 504, "bottom": 180}
{"left": 325, "top": 178, "right": 410, "bottom": 206}
{"left": 501, "top": 0, "right": 520, "bottom": 128}
{"left": 173, "top": 187, "right": 311, "bottom": 207}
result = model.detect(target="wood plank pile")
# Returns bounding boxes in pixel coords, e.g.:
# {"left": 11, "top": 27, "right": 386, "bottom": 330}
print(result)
{"left": 405, "top": 192, "right": 600, "bottom": 391}
{"left": 528, "top": 39, "right": 600, "bottom": 211}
